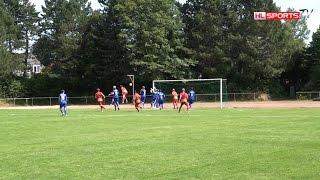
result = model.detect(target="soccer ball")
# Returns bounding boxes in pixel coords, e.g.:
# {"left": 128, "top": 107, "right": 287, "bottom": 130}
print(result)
{"left": 129, "top": 83, "right": 133, "bottom": 86}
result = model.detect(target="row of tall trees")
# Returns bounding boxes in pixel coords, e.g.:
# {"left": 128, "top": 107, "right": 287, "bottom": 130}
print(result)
{"left": 0, "top": 0, "right": 38, "bottom": 97}
{"left": 1, "top": 0, "right": 320, "bottom": 97}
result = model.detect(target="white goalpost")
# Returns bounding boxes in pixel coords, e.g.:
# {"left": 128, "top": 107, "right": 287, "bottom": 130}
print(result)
{"left": 152, "top": 78, "right": 227, "bottom": 109}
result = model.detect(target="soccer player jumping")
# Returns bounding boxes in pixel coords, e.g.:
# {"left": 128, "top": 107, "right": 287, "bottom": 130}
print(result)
{"left": 95, "top": 88, "right": 106, "bottom": 112}
{"left": 109, "top": 86, "right": 120, "bottom": 111}
{"left": 59, "top": 90, "right": 68, "bottom": 116}
{"left": 179, "top": 88, "right": 190, "bottom": 113}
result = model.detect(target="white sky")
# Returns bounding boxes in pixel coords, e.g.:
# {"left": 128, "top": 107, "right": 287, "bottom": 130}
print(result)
{"left": 30, "top": 0, "right": 319, "bottom": 43}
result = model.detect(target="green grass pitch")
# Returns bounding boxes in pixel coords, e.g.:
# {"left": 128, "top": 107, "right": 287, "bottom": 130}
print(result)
{"left": 1, "top": 108, "right": 320, "bottom": 179}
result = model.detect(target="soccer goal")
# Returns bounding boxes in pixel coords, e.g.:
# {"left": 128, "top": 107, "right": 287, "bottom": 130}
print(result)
{"left": 152, "top": 78, "right": 227, "bottom": 109}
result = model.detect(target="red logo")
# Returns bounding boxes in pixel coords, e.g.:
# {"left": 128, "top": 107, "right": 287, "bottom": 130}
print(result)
{"left": 254, "top": 12, "right": 301, "bottom": 21}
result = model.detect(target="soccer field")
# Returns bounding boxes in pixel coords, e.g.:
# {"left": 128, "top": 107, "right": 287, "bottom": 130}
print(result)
{"left": 1, "top": 108, "right": 319, "bottom": 179}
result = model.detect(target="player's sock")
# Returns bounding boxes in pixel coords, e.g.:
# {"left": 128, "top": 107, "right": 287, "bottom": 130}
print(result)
{"left": 60, "top": 108, "right": 64, "bottom": 116}
{"left": 99, "top": 103, "right": 103, "bottom": 111}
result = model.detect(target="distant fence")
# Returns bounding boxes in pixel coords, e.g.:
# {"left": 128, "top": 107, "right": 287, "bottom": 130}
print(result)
{"left": 3, "top": 92, "right": 319, "bottom": 106}
{"left": 0, "top": 96, "right": 112, "bottom": 106}
{"left": 0, "top": 93, "right": 262, "bottom": 107}
{"left": 296, "top": 91, "right": 320, "bottom": 100}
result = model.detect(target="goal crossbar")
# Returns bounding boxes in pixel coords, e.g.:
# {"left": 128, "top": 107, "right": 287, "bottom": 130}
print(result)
{"left": 153, "top": 78, "right": 227, "bottom": 83}
{"left": 152, "top": 78, "right": 226, "bottom": 109}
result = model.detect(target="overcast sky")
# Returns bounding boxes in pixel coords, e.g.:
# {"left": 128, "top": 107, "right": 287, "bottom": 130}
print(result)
{"left": 30, "top": 0, "right": 320, "bottom": 43}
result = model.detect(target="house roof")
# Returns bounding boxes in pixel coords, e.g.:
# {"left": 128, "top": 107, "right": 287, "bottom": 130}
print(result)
{"left": 27, "top": 54, "right": 42, "bottom": 66}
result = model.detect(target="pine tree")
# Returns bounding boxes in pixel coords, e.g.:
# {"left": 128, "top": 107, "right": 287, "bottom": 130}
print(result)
{"left": 3, "top": 0, "right": 39, "bottom": 76}
{"left": 34, "top": 0, "right": 91, "bottom": 70}
{"left": 0, "top": 0, "right": 21, "bottom": 78}
{"left": 182, "top": 0, "right": 305, "bottom": 92}
{"left": 106, "top": 0, "right": 195, "bottom": 81}
{"left": 304, "top": 26, "right": 320, "bottom": 89}
{"left": 20, "top": 0, "right": 39, "bottom": 76}
{"left": 70, "top": 10, "right": 131, "bottom": 91}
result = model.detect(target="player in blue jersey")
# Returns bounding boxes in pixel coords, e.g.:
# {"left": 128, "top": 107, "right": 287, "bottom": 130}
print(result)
{"left": 188, "top": 87, "right": 196, "bottom": 108}
{"left": 151, "top": 88, "right": 158, "bottom": 108}
{"left": 109, "top": 86, "right": 120, "bottom": 111}
{"left": 155, "top": 89, "right": 160, "bottom": 108}
{"left": 59, "top": 90, "right": 68, "bottom": 116}
{"left": 140, "top": 86, "right": 147, "bottom": 108}
{"left": 158, "top": 89, "right": 165, "bottom": 110}
{"left": 150, "top": 88, "right": 154, "bottom": 108}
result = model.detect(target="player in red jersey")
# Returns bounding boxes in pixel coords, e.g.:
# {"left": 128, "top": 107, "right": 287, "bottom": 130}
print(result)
{"left": 172, "top": 88, "right": 178, "bottom": 109}
{"left": 120, "top": 85, "right": 128, "bottom": 104}
{"left": 133, "top": 90, "right": 142, "bottom": 112}
{"left": 95, "top": 88, "right": 106, "bottom": 112}
{"left": 179, "top": 88, "right": 189, "bottom": 113}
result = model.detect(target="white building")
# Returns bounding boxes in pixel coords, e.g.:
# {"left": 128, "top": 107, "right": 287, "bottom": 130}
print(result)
{"left": 15, "top": 54, "right": 44, "bottom": 78}
{"left": 27, "top": 54, "right": 43, "bottom": 75}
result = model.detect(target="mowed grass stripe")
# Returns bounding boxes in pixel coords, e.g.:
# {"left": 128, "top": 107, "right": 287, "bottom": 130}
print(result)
{"left": 0, "top": 108, "right": 319, "bottom": 179}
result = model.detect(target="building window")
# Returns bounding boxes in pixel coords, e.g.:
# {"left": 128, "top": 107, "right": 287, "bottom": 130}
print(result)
{"left": 33, "top": 65, "right": 41, "bottom": 74}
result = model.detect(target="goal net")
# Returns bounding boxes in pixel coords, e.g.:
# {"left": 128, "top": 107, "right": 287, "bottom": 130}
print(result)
{"left": 152, "top": 79, "right": 227, "bottom": 109}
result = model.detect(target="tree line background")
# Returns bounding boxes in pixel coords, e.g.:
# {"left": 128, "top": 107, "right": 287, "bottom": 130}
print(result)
{"left": 0, "top": 0, "right": 320, "bottom": 98}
